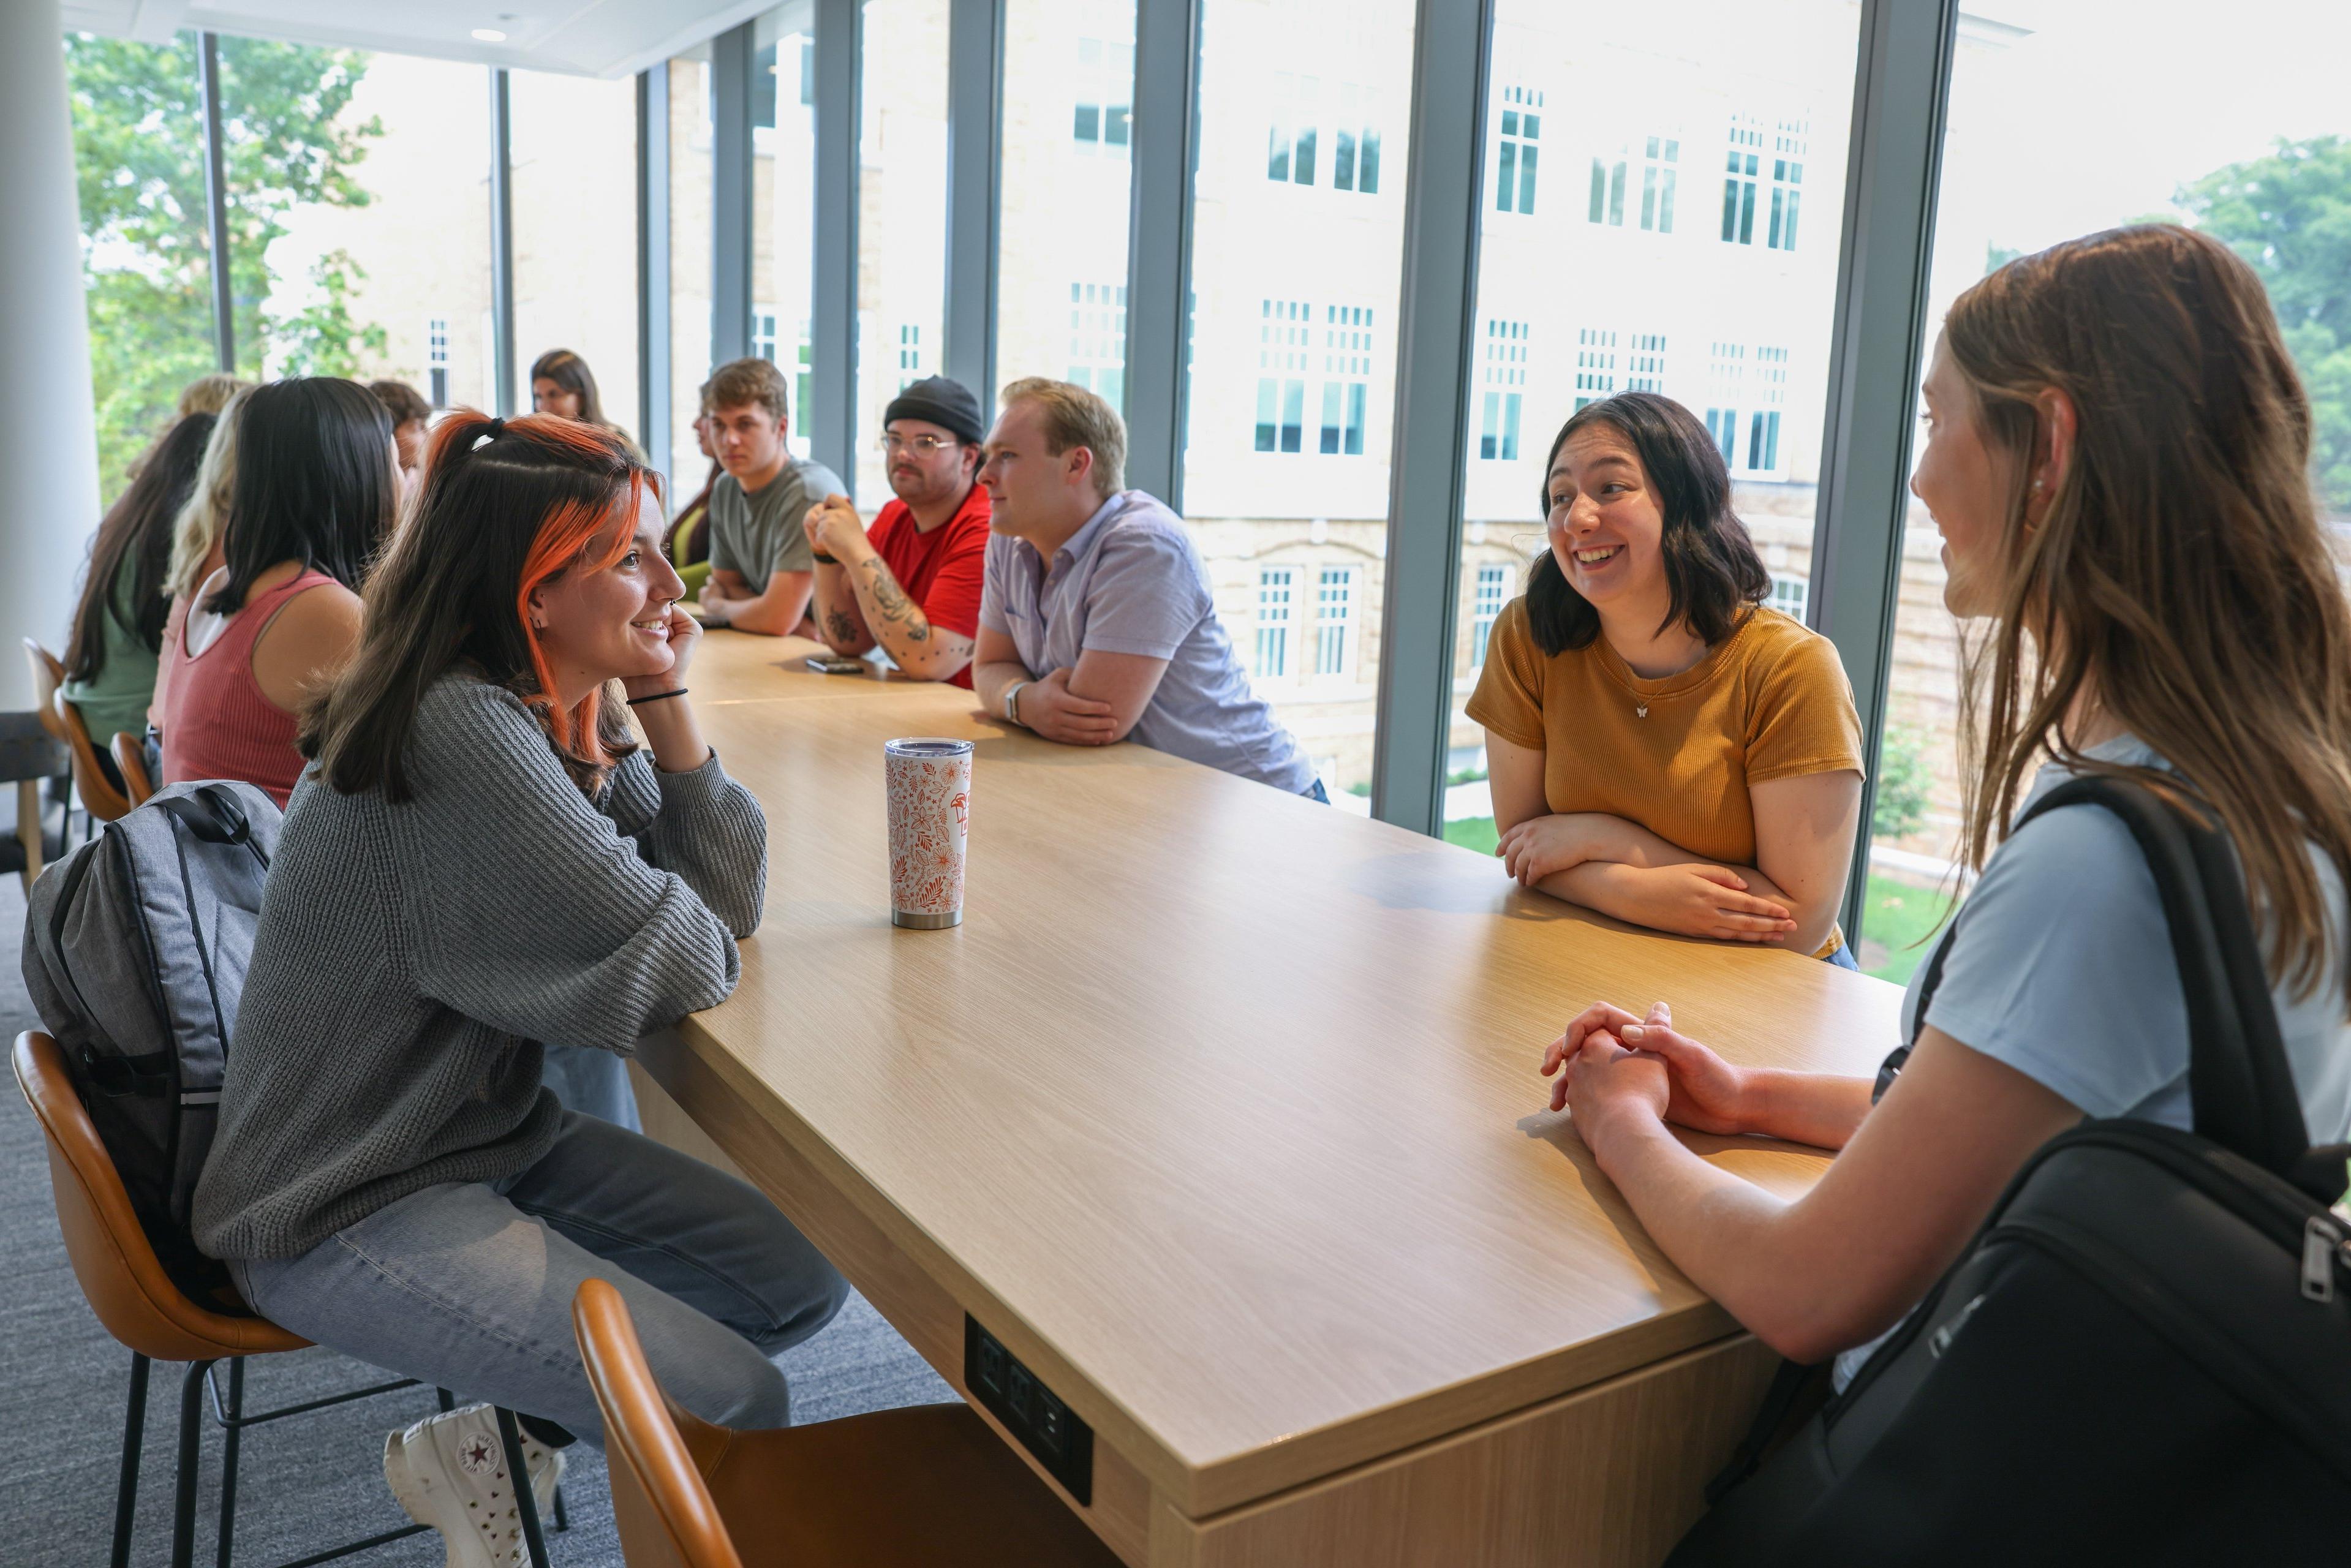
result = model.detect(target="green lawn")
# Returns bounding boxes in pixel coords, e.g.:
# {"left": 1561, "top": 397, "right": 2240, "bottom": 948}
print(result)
{"left": 1441, "top": 816, "right": 1949, "bottom": 984}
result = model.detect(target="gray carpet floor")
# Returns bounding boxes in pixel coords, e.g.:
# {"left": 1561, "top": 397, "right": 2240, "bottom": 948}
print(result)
{"left": 0, "top": 871, "right": 954, "bottom": 1567}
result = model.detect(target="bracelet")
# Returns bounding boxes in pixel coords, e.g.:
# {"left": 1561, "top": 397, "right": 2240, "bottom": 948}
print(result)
{"left": 1004, "top": 680, "right": 1031, "bottom": 725}
{"left": 812, "top": 551, "right": 837, "bottom": 564}
{"left": 626, "top": 688, "right": 687, "bottom": 706}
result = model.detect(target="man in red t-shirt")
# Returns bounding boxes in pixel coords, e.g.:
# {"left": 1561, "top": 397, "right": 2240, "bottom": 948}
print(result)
{"left": 804, "top": 375, "right": 991, "bottom": 688}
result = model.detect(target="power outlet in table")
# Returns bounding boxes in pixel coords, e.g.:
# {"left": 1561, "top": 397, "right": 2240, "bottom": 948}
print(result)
{"left": 964, "top": 1314, "right": 1093, "bottom": 1505}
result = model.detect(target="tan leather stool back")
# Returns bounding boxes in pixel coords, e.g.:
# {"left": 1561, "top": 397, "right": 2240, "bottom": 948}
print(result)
{"left": 573, "top": 1278, "right": 746, "bottom": 1568}
{"left": 23, "top": 639, "right": 70, "bottom": 745}
{"left": 113, "top": 731, "right": 154, "bottom": 807}
{"left": 13, "top": 1031, "right": 303, "bottom": 1363}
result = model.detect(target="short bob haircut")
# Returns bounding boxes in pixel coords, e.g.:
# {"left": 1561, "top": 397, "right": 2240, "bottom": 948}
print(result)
{"left": 1523, "top": 390, "right": 1770, "bottom": 657}
{"left": 209, "top": 377, "right": 398, "bottom": 615}
{"left": 303, "top": 410, "right": 657, "bottom": 802}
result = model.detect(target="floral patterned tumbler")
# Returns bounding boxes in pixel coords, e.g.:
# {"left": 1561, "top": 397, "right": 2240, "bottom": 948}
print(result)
{"left": 885, "top": 737, "right": 974, "bottom": 929}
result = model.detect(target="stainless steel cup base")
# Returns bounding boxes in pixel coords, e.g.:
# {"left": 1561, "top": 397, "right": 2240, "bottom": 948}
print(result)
{"left": 892, "top": 908, "right": 963, "bottom": 930}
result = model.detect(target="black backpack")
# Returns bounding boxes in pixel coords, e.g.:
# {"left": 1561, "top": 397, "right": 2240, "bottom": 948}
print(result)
{"left": 21, "top": 781, "right": 281, "bottom": 1303}
{"left": 1670, "top": 776, "right": 2351, "bottom": 1566}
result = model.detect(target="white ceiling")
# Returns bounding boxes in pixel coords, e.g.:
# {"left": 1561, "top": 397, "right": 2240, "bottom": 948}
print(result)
{"left": 58, "top": 0, "right": 768, "bottom": 79}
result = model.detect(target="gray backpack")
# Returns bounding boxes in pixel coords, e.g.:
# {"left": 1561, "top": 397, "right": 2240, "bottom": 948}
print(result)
{"left": 21, "top": 780, "right": 281, "bottom": 1302}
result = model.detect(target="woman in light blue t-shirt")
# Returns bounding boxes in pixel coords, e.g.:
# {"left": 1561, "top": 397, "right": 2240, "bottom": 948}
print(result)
{"left": 1540, "top": 222, "right": 2351, "bottom": 1374}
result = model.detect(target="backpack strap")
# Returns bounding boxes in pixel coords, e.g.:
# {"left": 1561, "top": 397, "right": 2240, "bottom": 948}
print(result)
{"left": 2009, "top": 776, "right": 2345, "bottom": 1200}
{"left": 153, "top": 783, "right": 270, "bottom": 869}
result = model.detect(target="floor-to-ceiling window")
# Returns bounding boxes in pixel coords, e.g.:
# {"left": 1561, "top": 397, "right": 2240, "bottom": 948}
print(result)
{"left": 753, "top": 7, "right": 820, "bottom": 462}
{"left": 511, "top": 69, "right": 641, "bottom": 439}
{"left": 1180, "top": 0, "right": 1416, "bottom": 802}
{"left": 1859, "top": 0, "right": 2351, "bottom": 980}
{"left": 997, "top": 0, "right": 1136, "bottom": 417}
{"left": 853, "top": 0, "right": 951, "bottom": 503}
{"left": 1441, "top": 0, "right": 1863, "bottom": 853}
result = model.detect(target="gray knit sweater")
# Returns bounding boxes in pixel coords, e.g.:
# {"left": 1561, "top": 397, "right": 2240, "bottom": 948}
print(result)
{"left": 191, "top": 674, "right": 766, "bottom": 1261}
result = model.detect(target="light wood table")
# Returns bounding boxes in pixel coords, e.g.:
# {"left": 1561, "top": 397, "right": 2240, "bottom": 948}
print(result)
{"left": 630, "top": 630, "right": 1904, "bottom": 1567}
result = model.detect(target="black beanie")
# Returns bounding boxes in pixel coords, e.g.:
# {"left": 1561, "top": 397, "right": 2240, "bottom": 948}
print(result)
{"left": 882, "top": 375, "right": 985, "bottom": 445}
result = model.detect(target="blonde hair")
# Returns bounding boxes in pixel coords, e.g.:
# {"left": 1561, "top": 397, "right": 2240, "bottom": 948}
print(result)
{"left": 999, "top": 376, "right": 1126, "bottom": 497}
{"left": 167, "top": 386, "right": 249, "bottom": 601}
{"left": 178, "top": 373, "right": 254, "bottom": 419}
{"left": 1947, "top": 224, "right": 2351, "bottom": 997}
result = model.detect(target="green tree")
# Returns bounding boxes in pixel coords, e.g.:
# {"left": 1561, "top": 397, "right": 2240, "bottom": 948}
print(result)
{"left": 67, "top": 32, "right": 383, "bottom": 498}
{"left": 2178, "top": 136, "right": 2351, "bottom": 512}
{"left": 1871, "top": 723, "right": 1933, "bottom": 843}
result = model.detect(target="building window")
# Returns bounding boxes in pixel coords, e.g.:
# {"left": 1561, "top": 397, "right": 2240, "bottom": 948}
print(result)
{"left": 1316, "top": 567, "right": 1354, "bottom": 676}
{"left": 1589, "top": 135, "right": 1628, "bottom": 227}
{"left": 1255, "top": 298, "right": 1311, "bottom": 453}
{"left": 1626, "top": 332, "right": 1667, "bottom": 393}
{"left": 1641, "top": 135, "right": 1680, "bottom": 232}
{"left": 1748, "top": 344, "right": 1788, "bottom": 472}
{"left": 1333, "top": 84, "right": 1381, "bottom": 194}
{"left": 1496, "top": 85, "right": 1541, "bottom": 214}
{"left": 1256, "top": 567, "right": 1296, "bottom": 677}
{"left": 1768, "top": 571, "right": 1809, "bottom": 621}
{"left": 1769, "top": 118, "right": 1805, "bottom": 251}
{"left": 1722, "top": 112, "right": 1762, "bottom": 245}
{"left": 1574, "top": 326, "right": 1618, "bottom": 410}
{"left": 1320, "top": 305, "right": 1372, "bottom": 455}
{"left": 752, "top": 307, "right": 779, "bottom": 363}
{"left": 1074, "top": 34, "right": 1133, "bottom": 153}
{"left": 1480, "top": 317, "right": 1528, "bottom": 460}
{"left": 426, "top": 316, "right": 449, "bottom": 407}
{"left": 1068, "top": 282, "right": 1127, "bottom": 408}
{"left": 1268, "top": 72, "right": 1319, "bottom": 186}
{"left": 1471, "top": 563, "right": 1509, "bottom": 668}
{"left": 1704, "top": 339, "right": 1745, "bottom": 461}
{"left": 898, "top": 323, "right": 923, "bottom": 388}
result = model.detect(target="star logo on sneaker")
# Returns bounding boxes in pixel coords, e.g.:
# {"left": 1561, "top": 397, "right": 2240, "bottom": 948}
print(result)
{"left": 457, "top": 1433, "right": 500, "bottom": 1476}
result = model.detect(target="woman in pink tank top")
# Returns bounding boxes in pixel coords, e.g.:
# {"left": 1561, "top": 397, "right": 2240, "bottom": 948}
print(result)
{"left": 151, "top": 379, "right": 399, "bottom": 807}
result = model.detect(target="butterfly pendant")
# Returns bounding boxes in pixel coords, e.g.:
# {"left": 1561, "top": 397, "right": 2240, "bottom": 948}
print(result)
{"left": 1636, "top": 704, "right": 1650, "bottom": 719}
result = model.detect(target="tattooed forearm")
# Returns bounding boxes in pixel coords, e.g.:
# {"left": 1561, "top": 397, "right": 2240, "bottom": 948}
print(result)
{"left": 825, "top": 609, "right": 859, "bottom": 646}
{"left": 860, "top": 558, "right": 932, "bottom": 642}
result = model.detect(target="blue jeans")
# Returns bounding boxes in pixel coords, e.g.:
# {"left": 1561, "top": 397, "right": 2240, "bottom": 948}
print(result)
{"left": 1825, "top": 941, "right": 1860, "bottom": 970}
{"left": 230, "top": 1112, "right": 847, "bottom": 1444}
{"left": 542, "top": 1043, "right": 642, "bottom": 1131}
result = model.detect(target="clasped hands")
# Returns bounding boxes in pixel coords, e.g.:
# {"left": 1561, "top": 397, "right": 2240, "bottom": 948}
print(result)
{"left": 1015, "top": 669, "right": 1119, "bottom": 745}
{"left": 1495, "top": 813, "right": 1797, "bottom": 943}
{"left": 802, "top": 493, "right": 869, "bottom": 565}
{"left": 1541, "top": 1000, "right": 1751, "bottom": 1158}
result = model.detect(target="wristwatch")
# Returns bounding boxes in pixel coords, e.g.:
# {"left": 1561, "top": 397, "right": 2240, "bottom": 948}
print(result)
{"left": 1005, "top": 680, "right": 1031, "bottom": 726}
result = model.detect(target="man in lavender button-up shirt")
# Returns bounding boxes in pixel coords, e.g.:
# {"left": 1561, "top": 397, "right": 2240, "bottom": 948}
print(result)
{"left": 972, "top": 378, "right": 1319, "bottom": 797}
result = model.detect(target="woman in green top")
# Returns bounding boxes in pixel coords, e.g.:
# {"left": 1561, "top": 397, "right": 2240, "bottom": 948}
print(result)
{"left": 61, "top": 411, "right": 217, "bottom": 756}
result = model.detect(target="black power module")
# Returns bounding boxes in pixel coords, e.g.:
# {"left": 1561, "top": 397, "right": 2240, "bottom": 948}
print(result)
{"left": 964, "top": 1314, "right": 1093, "bottom": 1506}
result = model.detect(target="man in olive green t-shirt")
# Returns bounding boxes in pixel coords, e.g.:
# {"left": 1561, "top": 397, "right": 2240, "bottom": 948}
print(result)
{"left": 696, "top": 357, "right": 845, "bottom": 637}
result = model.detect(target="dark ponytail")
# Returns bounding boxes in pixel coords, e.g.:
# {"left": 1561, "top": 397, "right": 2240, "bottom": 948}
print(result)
{"left": 1523, "top": 391, "right": 1770, "bottom": 656}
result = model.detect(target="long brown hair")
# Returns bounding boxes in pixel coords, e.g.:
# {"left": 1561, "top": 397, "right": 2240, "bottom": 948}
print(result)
{"left": 303, "top": 410, "right": 655, "bottom": 802}
{"left": 530, "top": 348, "right": 609, "bottom": 428}
{"left": 67, "top": 412, "right": 215, "bottom": 684}
{"left": 1947, "top": 222, "right": 2351, "bottom": 996}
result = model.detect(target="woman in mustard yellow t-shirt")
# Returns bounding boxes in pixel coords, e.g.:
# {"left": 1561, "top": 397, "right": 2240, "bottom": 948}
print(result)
{"left": 1467, "top": 391, "right": 1865, "bottom": 961}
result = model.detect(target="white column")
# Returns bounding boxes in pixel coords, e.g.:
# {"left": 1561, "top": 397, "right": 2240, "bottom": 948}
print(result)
{"left": 0, "top": 0, "right": 100, "bottom": 710}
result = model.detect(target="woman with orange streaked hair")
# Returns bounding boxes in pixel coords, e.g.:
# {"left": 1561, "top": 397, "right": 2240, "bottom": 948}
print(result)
{"left": 189, "top": 411, "right": 846, "bottom": 1555}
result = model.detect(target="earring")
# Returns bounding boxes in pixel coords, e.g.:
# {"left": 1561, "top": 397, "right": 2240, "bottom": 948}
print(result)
{"left": 2032, "top": 478, "right": 2046, "bottom": 492}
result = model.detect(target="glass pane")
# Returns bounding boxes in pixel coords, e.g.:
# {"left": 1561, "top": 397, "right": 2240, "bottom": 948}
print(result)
{"left": 855, "top": 0, "right": 950, "bottom": 502}
{"left": 669, "top": 48, "right": 716, "bottom": 491}
{"left": 998, "top": 0, "right": 1136, "bottom": 415}
{"left": 753, "top": 8, "right": 818, "bottom": 458}
{"left": 215, "top": 45, "right": 492, "bottom": 434}
{"left": 511, "top": 70, "right": 640, "bottom": 447}
{"left": 1862, "top": 2, "right": 2351, "bottom": 980}
{"left": 66, "top": 31, "right": 227, "bottom": 502}
{"left": 1182, "top": 0, "right": 1417, "bottom": 806}
{"left": 1444, "top": 1, "right": 1862, "bottom": 863}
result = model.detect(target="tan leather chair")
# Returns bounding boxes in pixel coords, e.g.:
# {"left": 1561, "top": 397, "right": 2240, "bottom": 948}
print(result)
{"left": 24, "top": 637, "right": 134, "bottom": 823}
{"left": 574, "top": 1277, "right": 1120, "bottom": 1568}
{"left": 113, "top": 730, "right": 154, "bottom": 808}
{"left": 14, "top": 1030, "right": 551, "bottom": 1568}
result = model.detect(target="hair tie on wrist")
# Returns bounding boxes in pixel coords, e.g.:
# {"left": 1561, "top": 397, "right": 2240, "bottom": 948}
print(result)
{"left": 626, "top": 687, "right": 687, "bottom": 706}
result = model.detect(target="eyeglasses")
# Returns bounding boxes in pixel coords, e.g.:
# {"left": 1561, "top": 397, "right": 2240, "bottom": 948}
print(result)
{"left": 876, "top": 433, "right": 960, "bottom": 456}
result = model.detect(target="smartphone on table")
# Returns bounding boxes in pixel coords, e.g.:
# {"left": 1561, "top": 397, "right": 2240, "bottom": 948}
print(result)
{"left": 804, "top": 655, "right": 867, "bottom": 675}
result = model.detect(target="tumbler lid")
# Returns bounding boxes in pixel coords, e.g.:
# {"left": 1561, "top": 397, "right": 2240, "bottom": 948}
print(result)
{"left": 884, "top": 737, "right": 975, "bottom": 759}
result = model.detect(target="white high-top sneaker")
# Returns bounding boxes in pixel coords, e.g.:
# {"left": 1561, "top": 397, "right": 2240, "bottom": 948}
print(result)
{"left": 382, "top": 1403, "right": 565, "bottom": 1568}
